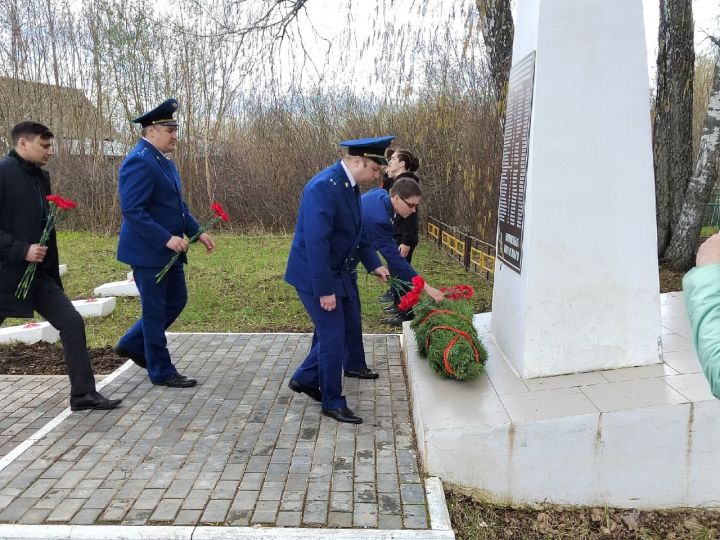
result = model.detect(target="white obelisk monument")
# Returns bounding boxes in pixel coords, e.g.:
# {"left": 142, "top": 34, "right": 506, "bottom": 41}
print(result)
{"left": 490, "top": 0, "right": 661, "bottom": 378}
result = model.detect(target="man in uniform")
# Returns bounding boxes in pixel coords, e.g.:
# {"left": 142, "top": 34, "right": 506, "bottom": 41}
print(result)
{"left": 0, "top": 121, "right": 121, "bottom": 411}
{"left": 114, "top": 98, "right": 215, "bottom": 388}
{"left": 285, "top": 137, "right": 392, "bottom": 424}
{"left": 362, "top": 177, "right": 445, "bottom": 309}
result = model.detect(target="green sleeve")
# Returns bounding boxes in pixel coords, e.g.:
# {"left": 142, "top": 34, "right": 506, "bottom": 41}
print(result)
{"left": 683, "top": 264, "right": 720, "bottom": 398}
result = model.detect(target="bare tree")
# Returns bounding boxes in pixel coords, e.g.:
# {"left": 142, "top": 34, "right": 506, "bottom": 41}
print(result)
{"left": 654, "top": 0, "right": 695, "bottom": 258}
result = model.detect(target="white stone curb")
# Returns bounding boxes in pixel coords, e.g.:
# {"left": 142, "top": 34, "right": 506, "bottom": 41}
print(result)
{"left": 425, "top": 477, "right": 453, "bottom": 532}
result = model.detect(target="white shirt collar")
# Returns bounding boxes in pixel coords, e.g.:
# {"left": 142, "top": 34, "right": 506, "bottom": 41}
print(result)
{"left": 340, "top": 159, "right": 357, "bottom": 187}
{"left": 142, "top": 137, "right": 168, "bottom": 158}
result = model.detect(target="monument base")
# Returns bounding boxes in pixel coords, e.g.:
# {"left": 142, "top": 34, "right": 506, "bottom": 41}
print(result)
{"left": 402, "top": 292, "right": 720, "bottom": 508}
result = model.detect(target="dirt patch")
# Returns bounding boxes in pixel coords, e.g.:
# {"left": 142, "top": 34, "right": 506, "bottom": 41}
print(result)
{"left": 660, "top": 265, "right": 685, "bottom": 294}
{"left": 0, "top": 342, "right": 126, "bottom": 375}
{"left": 447, "top": 491, "right": 720, "bottom": 539}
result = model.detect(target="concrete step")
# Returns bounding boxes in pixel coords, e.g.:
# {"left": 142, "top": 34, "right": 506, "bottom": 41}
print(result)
{"left": 0, "top": 322, "right": 59, "bottom": 344}
{"left": 71, "top": 297, "right": 116, "bottom": 317}
{"left": 94, "top": 279, "right": 139, "bottom": 297}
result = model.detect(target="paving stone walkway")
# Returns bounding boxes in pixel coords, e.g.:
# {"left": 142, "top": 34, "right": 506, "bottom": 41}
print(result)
{"left": 0, "top": 333, "right": 430, "bottom": 529}
{"left": 0, "top": 376, "right": 69, "bottom": 457}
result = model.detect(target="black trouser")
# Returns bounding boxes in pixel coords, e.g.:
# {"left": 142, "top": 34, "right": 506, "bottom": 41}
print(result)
{"left": 404, "top": 244, "right": 416, "bottom": 265}
{"left": 1, "top": 275, "right": 96, "bottom": 397}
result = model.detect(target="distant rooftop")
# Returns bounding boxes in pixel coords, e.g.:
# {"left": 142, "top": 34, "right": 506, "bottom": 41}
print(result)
{"left": 0, "top": 77, "right": 117, "bottom": 143}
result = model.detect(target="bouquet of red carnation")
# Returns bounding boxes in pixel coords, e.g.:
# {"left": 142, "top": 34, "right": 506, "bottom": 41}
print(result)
{"left": 15, "top": 195, "right": 77, "bottom": 300}
{"left": 397, "top": 275, "right": 426, "bottom": 311}
{"left": 408, "top": 282, "right": 487, "bottom": 381}
{"left": 155, "top": 202, "right": 229, "bottom": 283}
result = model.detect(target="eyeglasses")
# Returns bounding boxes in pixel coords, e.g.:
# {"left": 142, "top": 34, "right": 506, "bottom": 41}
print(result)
{"left": 399, "top": 196, "right": 419, "bottom": 209}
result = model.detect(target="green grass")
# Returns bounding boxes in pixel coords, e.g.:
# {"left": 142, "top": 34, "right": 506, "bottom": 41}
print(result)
{"left": 6, "top": 231, "right": 493, "bottom": 348}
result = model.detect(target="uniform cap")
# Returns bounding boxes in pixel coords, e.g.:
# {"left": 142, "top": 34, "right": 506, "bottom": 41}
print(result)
{"left": 340, "top": 136, "right": 395, "bottom": 165}
{"left": 132, "top": 98, "right": 179, "bottom": 128}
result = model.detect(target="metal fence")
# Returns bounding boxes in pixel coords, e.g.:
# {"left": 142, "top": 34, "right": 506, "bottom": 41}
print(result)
{"left": 426, "top": 216, "right": 496, "bottom": 282}
{"left": 704, "top": 203, "right": 720, "bottom": 230}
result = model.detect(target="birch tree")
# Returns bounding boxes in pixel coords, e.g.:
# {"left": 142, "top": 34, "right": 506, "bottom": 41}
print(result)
{"left": 664, "top": 53, "right": 720, "bottom": 269}
{"left": 475, "top": 0, "right": 513, "bottom": 123}
{"left": 654, "top": 0, "right": 695, "bottom": 258}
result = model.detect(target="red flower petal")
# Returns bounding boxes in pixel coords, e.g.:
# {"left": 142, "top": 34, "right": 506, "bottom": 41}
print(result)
{"left": 411, "top": 275, "right": 425, "bottom": 292}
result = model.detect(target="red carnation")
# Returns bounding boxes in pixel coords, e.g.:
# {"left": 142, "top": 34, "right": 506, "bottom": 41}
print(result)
{"left": 16, "top": 194, "right": 77, "bottom": 299}
{"left": 57, "top": 197, "right": 77, "bottom": 210}
{"left": 156, "top": 201, "right": 229, "bottom": 282}
{"left": 45, "top": 194, "right": 63, "bottom": 206}
{"left": 411, "top": 275, "right": 425, "bottom": 292}
{"left": 398, "top": 290, "right": 421, "bottom": 311}
{"left": 211, "top": 201, "right": 229, "bottom": 222}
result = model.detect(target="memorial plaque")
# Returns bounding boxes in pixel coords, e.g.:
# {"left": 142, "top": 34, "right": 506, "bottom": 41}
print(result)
{"left": 497, "top": 51, "right": 536, "bottom": 274}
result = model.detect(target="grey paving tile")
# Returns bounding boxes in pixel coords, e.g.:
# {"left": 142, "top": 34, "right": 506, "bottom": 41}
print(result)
{"left": 20, "top": 507, "right": 52, "bottom": 525}
{"left": 122, "top": 508, "right": 152, "bottom": 525}
{"left": 0, "top": 497, "right": 36, "bottom": 521}
{"left": 400, "top": 483, "right": 425, "bottom": 505}
{"left": 230, "top": 490, "right": 259, "bottom": 511}
{"left": 99, "top": 499, "right": 135, "bottom": 523}
{"left": 238, "top": 472, "right": 264, "bottom": 491}
{"left": 70, "top": 507, "right": 103, "bottom": 525}
{"left": 174, "top": 509, "right": 202, "bottom": 525}
{"left": 403, "top": 504, "right": 428, "bottom": 529}
{"left": 276, "top": 510, "right": 302, "bottom": 527}
{"left": 200, "top": 499, "right": 231, "bottom": 524}
{"left": 353, "top": 502, "right": 378, "bottom": 527}
{"left": 47, "top": 498, "right": 85, "bottom": 522}
{"left": 328, "top": 510, "right": 353, "bottom": 528}
{"left": 149, "top": 499, "right": 182, "bottom": 522}
{"left": 132, "top": 488, "right": 165, "bottom": 510}
{"left": 330, "top": 490, "right": 353, "bottom": 512}
{"left": 302, "top": 499, "right": 328, "bottom": 525}
{"left": 379, "top": 513, "right": 404, "bottom": 529}
{"left": 251, "top": 500, "right": 279, "bottom": 524}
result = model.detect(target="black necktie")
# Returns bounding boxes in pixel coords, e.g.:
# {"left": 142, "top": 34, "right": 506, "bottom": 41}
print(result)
{"left": 353, "top": 184, "right": 360, "bottom": 197}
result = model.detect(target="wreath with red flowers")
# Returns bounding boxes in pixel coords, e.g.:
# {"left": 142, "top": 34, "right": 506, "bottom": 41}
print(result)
{"left": 402, "top": 281, "right": 487, "bottom": 381}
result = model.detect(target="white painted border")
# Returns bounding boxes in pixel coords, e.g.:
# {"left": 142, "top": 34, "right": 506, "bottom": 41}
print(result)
{"left": 167, "top": 332, "right": 401, "bottom": 337}
{"left": 0, "top": 359, "right": 134, "bottom": 473}
{"left": 0, "top": 523, "right": 454, "bottom": 540}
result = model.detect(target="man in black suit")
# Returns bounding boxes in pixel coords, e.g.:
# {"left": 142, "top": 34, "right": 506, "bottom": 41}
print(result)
{"left": 0, "top": 121, "right": 121, "bottom": 412}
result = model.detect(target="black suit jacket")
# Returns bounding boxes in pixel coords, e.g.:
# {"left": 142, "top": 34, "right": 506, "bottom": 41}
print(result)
{"left": 0, "top": 150, "right": 61, "bottom": 318}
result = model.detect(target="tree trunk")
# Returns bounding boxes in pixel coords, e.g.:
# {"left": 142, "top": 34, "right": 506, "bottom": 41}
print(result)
{"left": 475, "top": 0, "right": 514, "bottom": 123}
{"left": 664, "top": 54, "right": 720, "bottom": 270}
{"left": 654, "top": 0, "right": 694, "bottom": 257}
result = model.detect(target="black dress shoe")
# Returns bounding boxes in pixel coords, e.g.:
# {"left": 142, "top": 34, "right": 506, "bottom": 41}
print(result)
{"left": 153, "top": 374, "right": 197, "bottom": 388}
{"left": 384, "top": 314, "right": 409, "bottom": 327}
{"left": 383, "top": 305, "right": 398, "bottom": 314}
{"left": 322, "top": 406, "right": 363, "bottom": 424}
{"left": 70, "top": 391, "right": 122, "bottom": 412}
{"left": 344, "top": 368, "right": 379, "bottom": 379}
{"left": 378, "top": 291, "right": 394, "bottom": 303}
{"left": 114, "top": 346, "right": 147, "bottom": 369}
{"left": 288, "top": 379, "right": 322, "bottom": 402}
